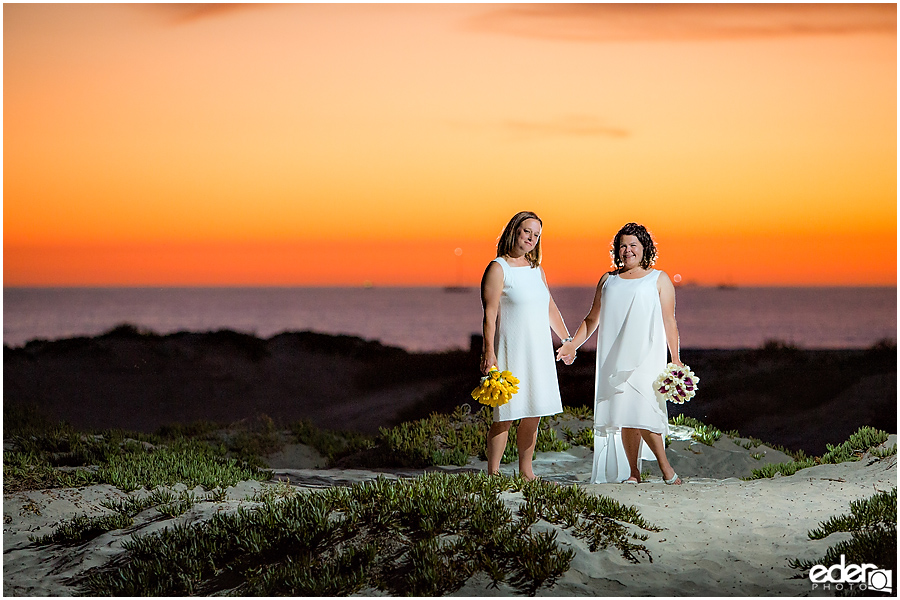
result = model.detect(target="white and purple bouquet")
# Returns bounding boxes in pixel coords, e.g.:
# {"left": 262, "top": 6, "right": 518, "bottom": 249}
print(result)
{"left": 654, "top": 363, "right": 699, "bottom": 404}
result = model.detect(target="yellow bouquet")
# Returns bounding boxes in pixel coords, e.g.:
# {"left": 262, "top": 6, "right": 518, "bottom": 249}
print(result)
{"left": 471, "top": 367, "right": 520, "bottom": 407}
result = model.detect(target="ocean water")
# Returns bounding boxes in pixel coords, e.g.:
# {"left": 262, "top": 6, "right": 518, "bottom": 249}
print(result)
{"left": 3, "top": 286, "right": 896, "bottom": 352}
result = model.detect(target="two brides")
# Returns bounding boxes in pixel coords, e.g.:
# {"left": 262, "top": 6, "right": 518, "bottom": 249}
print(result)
{"left": 479, "top": 213, "right": 683, "bottom": 485}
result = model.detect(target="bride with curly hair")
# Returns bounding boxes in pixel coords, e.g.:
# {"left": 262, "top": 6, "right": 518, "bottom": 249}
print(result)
{"left": 557, "top": 222, "right": 684, "bottom": 485}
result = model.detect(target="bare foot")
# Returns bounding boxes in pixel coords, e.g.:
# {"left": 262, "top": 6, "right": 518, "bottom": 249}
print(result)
{"left": 624, "top": 476, "right": 641, "bottom": 484}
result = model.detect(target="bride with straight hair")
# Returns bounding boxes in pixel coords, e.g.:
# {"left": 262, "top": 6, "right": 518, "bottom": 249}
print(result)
{"left": 479, "top": 211, "right": 570, "bottom": 481}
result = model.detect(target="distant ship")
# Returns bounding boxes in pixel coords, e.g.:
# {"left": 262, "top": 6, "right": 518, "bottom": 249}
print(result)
{"left": 443, "top": 286, "right": 470, "bottom": 293}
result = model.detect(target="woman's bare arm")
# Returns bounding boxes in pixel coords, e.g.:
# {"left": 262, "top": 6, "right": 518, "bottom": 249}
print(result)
{"left": 657, "top": 271, "right": 682, "bottom": 366}
{"left": 480, "top": 261, "right": 504, "bottom": 374}
{"left": 556, "top": 273, "right": 609, "bottom": 363}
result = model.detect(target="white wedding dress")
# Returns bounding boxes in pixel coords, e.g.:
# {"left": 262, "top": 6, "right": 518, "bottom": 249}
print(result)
{"left": 591, "top": 270, "right": 670, "bottom": 483}
{"left": 491, "top": 257, "right": 563, "bottom": 422}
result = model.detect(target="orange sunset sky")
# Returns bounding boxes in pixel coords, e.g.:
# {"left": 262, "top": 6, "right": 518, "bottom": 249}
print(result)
{"left": 4, "top": 3, "right": 897, "bottom": 287}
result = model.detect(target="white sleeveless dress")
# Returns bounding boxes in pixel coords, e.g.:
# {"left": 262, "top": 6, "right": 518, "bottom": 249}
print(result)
{"left": 491, "top": 257, "right": 563, "bottom": 422}
{"left": 591, "top": 270, "right": 670, "bottom": 483}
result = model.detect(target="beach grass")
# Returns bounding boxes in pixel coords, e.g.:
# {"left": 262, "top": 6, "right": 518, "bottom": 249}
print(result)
{"left": 9, "top": 396, "right": 892, "bottom": 493}
{"left": 561, "top": 424, "right": 594, "bottom": 447}
{"left": 96, "top": 439, "right": 270, "bottom": 492}
{"left": 6, "top": 395, "right": 896, "bottom": 596}
{"left": 380, "top": 404, "right": 593, "bottom": 467}
{"left": 82, "top": 472, "right": 658, "bottom": 596}
{"left": 30, "top": 488, "right": 220, "bottom": 547}
{"left": 3, "top": 414, "right": 271, "bottom": 493}
{"left": 29, "top": 511, "right": 135, "bottom": 547}
{"left": 668, "top": 413, "right": 815, "bottom": 461}
{"left": 365, "top": 405, "right": 578, "bottom": 469}
{"left": 155, "top": 414, "right": 285, "bottom": 468}
{"left": 789, "top": 487, "right": 896, "bottom": 591}
{"left": 745, "top": 427, "right": 895, "bottom": 480}
{"left": 669, "top": 414, "right": 724, "bottom": 446}
{"left": 290, "top": 418, "right": 375, "bottom": 461}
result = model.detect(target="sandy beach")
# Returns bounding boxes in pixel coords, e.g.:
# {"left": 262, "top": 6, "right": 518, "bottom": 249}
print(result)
{"left": 4, "top": 331, "right": 896, "bottom": 595}
{"left": 4, "top": 422, "right": 895, "bottom": 596}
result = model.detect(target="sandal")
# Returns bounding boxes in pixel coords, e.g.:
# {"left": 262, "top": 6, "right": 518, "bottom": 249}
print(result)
{"left": 664, "top": 472, "right": 682, "bottom": 485}
{"left": 623, "top": 477, "right": 640, "bottom": 484}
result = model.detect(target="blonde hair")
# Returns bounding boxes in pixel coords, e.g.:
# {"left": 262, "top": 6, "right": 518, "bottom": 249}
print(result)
{"left": 496, "top": 211, "right": 542, "bottom": 268}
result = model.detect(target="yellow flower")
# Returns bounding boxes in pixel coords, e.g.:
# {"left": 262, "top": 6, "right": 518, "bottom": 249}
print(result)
{"left": 472, "top": 367, "right": 521, "bottom": 407}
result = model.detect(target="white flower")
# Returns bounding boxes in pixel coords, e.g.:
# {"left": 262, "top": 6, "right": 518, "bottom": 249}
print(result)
{"left": 654, "top": 362, "right": 699, "bottom": 404}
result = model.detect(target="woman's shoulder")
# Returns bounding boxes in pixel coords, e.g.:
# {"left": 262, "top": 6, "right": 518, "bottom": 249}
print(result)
{"left": 485, "top": 258, "right": 505, "bottom": 272}
{"left": 654, "top": 269, "right": 675, "bottom": 289}
{"left": 596, "top": 271, "right": 615, "bottom": 289}
{"left": 481, "top": 258, "right": 505, "bottom": 279}
{"left": 489, "top": 257, "right": 509, "bottom": 271}
{"left": 599, "top": 270, "right": 617, "bottom": 284}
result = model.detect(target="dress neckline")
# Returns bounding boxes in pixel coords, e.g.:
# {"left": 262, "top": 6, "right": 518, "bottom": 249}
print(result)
{"left": 498, "top": 256, "right": 531, "bottom": 269}
{"left": 615, "top": 269, "right": 656, "bottom": 281}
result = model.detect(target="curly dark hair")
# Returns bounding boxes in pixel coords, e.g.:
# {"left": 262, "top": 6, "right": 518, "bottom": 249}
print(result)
{"left": 610, "top": 222, "right": 657, "bottom": 271}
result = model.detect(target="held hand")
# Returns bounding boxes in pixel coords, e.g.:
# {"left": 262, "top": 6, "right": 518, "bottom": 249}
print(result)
{"left": 556, "top": 341, "right": 576, "bottom": 365}
{"left": 480, "top": 351, "right": 498, "bottom": 375}
{"left": 671, "top": 357, "right": 684, "bottom": 367}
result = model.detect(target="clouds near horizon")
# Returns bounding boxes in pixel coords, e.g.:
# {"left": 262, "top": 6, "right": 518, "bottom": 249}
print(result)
{"left": 465, "top": 4, "right": 896, "bottom": 43}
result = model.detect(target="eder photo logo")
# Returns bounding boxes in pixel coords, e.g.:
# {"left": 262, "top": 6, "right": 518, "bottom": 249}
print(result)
{"left": 809, "top": 554, "right": 893, "bottom": 593}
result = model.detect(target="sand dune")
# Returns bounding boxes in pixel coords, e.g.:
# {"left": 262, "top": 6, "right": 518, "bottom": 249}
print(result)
{"left": 4, "top": 428, "right": 895, "bottom": 596}
{"left": 4, "top": 331, "right": 895, "bottom": 595}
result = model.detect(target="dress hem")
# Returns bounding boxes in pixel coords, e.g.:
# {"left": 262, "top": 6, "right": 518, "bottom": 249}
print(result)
{"left": 594, "top": 422, "right": 667, "bottom": 436}
{"left": 494, "top": 409, "right": 563, "bottom": 423}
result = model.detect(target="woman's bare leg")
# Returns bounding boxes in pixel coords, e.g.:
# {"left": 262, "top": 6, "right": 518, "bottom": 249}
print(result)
{"left": 621, "top": 427, "right": 644, "bottom": 481}
{"left": 639, "top": 429, "right": 682, "bottom": 484}
{"left": 516, "top": 417, "right": 541, "bottom": 480}
{"left": 486, "top": 421, "right": 512, "bottom": 475}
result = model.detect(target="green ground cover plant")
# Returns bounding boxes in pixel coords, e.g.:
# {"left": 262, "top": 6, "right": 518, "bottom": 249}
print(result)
{"left": 560, "top": 405, "right": 593, "bottom": 421}
{"left": 668, "top": 414, "right": 723, "bottom": 446}
{"left": 668, "top": 413, "right": 812, "bottom": 461}
{"left": 332, "top": 407, "right": 839, "bottom": 471}
{"left": 3, "top": 413, "right": 270, "bottom": 493}
{"left": 83, "top": 472, "right": 659, "bottom": 597}
{"left": 31, "top": 488, "right": 221, "bottom": 546}
{"left": 155, "top": 414, "right": 285, "bottom": 468}
{"left": 790, "top": 488, "right": 896, "bottom": 595}
{"left": 290, "top": 419, "right": 375, "bottom": 462}
{"left": 375, "top": 405, "right": 577, "bottom": 468}
{"left": 30, "top": 511, "right": 135, "bottom": 547}
{"left": 561, "top": 425, "right": 594, "bottom": 447}
{"left": 746, "top": 427, "right": 895, "bottom": 480}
